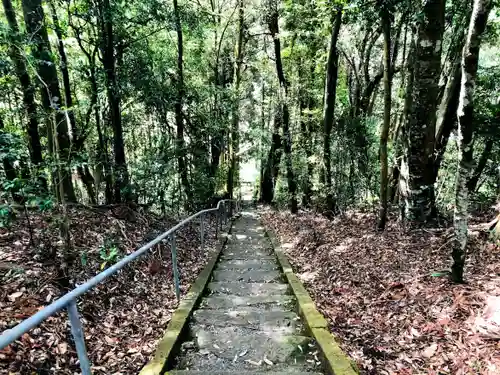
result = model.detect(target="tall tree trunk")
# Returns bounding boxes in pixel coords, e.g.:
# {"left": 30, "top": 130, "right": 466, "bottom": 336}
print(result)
{"left": 430, "top": 32, "right": 466, "bottom": 208}
{"left": 403, "top": 0, "right": 445, "bottom": 223}
{"left": 92, "top": 65, "right": 113, "bottom": 204}
{"left": 268, "top": 0, "right": 297, "bottom": 213}
{"left": 322, "top": 9, "right": 342, "bottom": 215}
{"left": 282, "top": 103, "right": 297, "bottom": 213}
{"left": 22, "top": 0, "right": 76, "bottom": 202}
{"left": 99, "top": 0, "right": 130, "bottom": 203}
{"left": 388, "top": 24, "right": 410, "bottom": 203}
{"left": 73, "top": 27, "right": 112, "bottom": 204}
{"left": 2, "top": 0, "right": 46, "bottom": 191}
{"left": 173, "top": 0, "right": 193, "bottom": 208}
{"left": 49, "top": 1, "right": 77, "bottom": 140}
{"left": 50, "top": 1, "right": 96, "bottom": 204}
{"left": 258, "top": 81, "right": 266, "bottom": 201}
{"left": 227, "top": 0, "right": 244, "bottom": 202}
{"left": 452, "top": 0, "right": 492, "bottom": 283}
{"left": 300, "top": 95, "right": 313, "bottom": 207}
{"left": 377, "top": 5, "right": 392, "bottom": 230}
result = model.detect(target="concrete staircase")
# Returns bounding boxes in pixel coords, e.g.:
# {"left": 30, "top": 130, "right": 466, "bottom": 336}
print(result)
{"left": 169, "top": 211, "right": 324, "bottom": 374}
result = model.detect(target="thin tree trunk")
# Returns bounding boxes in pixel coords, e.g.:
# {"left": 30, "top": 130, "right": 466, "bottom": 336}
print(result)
{"left": 431, "top": 39, "right": 465, "bottom": 204}
{"left": 452, "top": 0, "right": 492, "bottom": 283}
{"left": 258, "top": 81, "right": 266, "bottom": 201}
{"left": 22, "top": 0, "right": 76, "bottom": 202}
{"left": 227, "top": 0, "right": 244, "bottom": 203}
{"left": 173, "top": 0, "right": 193, "bottom": 208}
{"left": 50, "top": 1, "right": 96, "bottom": 204}
{"left": 300, "top": 95, "right": 313, "bottom": 207}
{"left": 399, "top": 37, "right": 416, "bottom": 215}
{"left": 377, "top": 5, "right": 391, "bottom": 230}
{"left": 52, "top": 111, "right": 73, "bottom": 289}
{"left": 433, "top": 62, "right": 461, "bottom": 184}
{"left": 322, "top": 9, "right": 342, "bottom": 215}
{"left": 99, "top": 0, "right": 130, "bottom": 203}
{"left": 282, "top": 103, "right": 297, "bottom": 213}
{"left": 2, "top": 0, "right": 46, "bottom": 191}
{"left": 268, "top": 0, "right": 297, "bottom": 213}
{"left": 49, "top": 1, "right": 77, "bottom": 139}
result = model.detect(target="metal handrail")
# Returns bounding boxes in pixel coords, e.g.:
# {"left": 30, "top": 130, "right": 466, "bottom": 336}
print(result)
{"left": 0, "top": 198, "right": 240, "bottom": 374}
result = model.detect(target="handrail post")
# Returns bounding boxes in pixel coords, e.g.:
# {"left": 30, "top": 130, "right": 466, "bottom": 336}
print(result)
{"left": 170, "top": 234, "right": 181, "bottom": 301}
{"left": 200, "top": 213, "right": 204, "bottom": 250}
{"left": 67, "top": 300, "right": 91, "bottom": 375}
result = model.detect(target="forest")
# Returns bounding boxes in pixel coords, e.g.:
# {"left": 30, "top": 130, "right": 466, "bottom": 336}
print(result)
{"left": 1, "top": 0, "right": 500, "bottom": 373}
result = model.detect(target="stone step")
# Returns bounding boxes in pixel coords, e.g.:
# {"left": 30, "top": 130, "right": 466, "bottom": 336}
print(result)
{"left": 212, "top": 270, "right": 282, "bottom": 283}
{"left": 222, "top": 250, "right": 274, "bottom": 259}
{"left": 223, "top": 244, "right": 273, "bottom": 253}
{"left": 182, "top": 327, "right": 318, "bottom": 366}
{"left": 192, "top": 309, "right": 301, "bottom": 332}
{"left": 208, "top": 282, "right": 289, "bottom": 296}
{"left": 217, "top": 259, "right": 279, "bottom": 270}
{"left": 220, "top": 253, "right": 277, "bottom": 261}
{"left": 200, "top": 295, "right": 294, "bottom": 310}
{"left": 167, "top": 212, "right": 324, "bottom": 375}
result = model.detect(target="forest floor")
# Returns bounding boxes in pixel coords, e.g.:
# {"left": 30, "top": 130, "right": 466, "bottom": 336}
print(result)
{"left": 262, "top": 208, "right": 500, "bottom": 375}
{"left": 0, "top": 204, "right": 219, "bottom": 374}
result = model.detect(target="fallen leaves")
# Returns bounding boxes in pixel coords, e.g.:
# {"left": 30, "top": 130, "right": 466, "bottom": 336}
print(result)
{"left": 262, "top": 209, "right": 500, "bottom": 374}
{"left": 0, "top": 205, "right": 220, "bottom": 374}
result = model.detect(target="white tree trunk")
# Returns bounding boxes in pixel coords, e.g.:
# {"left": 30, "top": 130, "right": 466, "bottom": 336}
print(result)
{"left": 452, "top": 0, "right": 492, "bottom": 282}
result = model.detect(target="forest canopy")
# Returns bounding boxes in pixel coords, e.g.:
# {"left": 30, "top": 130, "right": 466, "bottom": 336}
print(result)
{"left": 0, "top": 0, "right": 499, "bottom": 284}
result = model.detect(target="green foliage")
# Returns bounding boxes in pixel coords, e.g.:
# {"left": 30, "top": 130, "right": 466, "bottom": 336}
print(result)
{"left": 0, "top": 204, "right": 13, "bottom": 227}
{"left": 99, "top": 241, "right": 121, "bottom": 270}
{"left": 0, "top": 0, "right": 498, "bottom": 223}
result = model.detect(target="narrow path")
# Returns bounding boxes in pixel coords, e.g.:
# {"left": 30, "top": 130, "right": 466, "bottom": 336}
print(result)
{"left": 170, "top": 210, "right": 324, "bottom": 375}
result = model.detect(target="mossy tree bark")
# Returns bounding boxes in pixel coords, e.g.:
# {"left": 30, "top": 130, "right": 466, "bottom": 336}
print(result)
{"left": 403, "top": 0, "right": 445, "bottom": 223}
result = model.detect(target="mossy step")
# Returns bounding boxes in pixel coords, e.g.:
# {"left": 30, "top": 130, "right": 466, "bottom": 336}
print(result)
{"left": 192, "top": 309, "right": 301, "bottom": 331}
{"left": 200, "top": 294, "right": 293, "bottom": 309}
{"left": 208, "top": 282, "right": 289, "bottom": 296}
{"left": 212, "top": 270, "right": 282, "bottom": 282}
{"left": 220, "top": 253, "right": 277, "bottom": 260}
{"left": 178, "top": 328, "right": 318, "bottom": 370}
{"left": 217, "top": 259, "right": 279, "bottom": 270}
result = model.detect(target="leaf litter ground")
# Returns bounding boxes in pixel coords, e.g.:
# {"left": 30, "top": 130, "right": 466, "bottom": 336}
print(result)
{"left": 0, "top": 205, "right": 221, "bottom": 374}
{"left": 262, "top": 209, "right": 500, "bottom": 375}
